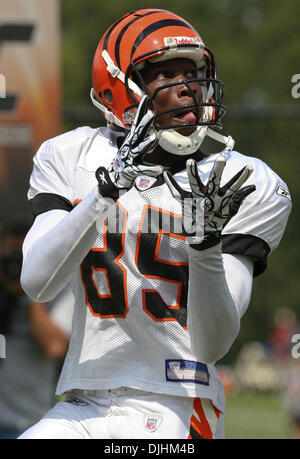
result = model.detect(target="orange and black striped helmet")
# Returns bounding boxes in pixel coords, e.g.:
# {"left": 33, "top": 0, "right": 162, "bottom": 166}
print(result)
{"left": 91, "top": 9, "right": 225, "bottom": 142}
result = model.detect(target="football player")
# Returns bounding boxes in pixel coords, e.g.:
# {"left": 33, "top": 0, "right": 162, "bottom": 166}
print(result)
{"left": 19, "top": 9, "right": 291, "bottom": 439}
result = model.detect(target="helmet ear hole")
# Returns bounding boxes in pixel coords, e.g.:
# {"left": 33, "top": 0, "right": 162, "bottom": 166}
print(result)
{"left": 103, "top": 89, "right": 113, "bottom": 104}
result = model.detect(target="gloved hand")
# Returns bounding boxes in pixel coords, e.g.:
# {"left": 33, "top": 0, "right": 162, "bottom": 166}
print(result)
{"left": 96, "top": 95, "right": 162, "bottom": 200}
{"left": 164, "top": 154, "right": 256, "bottom": 249}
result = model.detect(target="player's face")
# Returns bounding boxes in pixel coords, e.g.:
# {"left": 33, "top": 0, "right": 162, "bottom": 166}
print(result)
{"left": 143, "top": 58, "right": 203, "bottom": 136}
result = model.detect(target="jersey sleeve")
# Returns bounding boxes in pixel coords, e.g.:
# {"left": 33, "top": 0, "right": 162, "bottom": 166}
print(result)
{"left": 222, "top": 154, "right": 292, "bottom": 276}
{"left": 27, "top": 130, "right": 85, "bottom": 217}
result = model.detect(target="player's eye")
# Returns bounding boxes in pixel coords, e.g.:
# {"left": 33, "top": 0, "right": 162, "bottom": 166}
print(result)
{"left": 186, "top": 70, "right": 197, "bottom": 79}
{"left": 156, "top": 70, "right": 174, "bottom": 80}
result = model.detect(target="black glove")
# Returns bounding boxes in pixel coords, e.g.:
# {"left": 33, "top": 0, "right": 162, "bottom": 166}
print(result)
{"left": 164, "top": 154, "right": 256, "bottom": 250}
{"left": 96, "top": 95, "right": 162, "bottom": 201}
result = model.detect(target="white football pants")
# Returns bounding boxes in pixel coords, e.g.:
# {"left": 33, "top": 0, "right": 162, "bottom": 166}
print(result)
{"left": 19, "top": 387, "right": 224, "bottom": 439}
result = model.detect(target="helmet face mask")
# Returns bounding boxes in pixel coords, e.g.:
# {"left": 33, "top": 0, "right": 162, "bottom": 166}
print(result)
{"left": 126, "top": 51, "right": 225, "bottom": 132}
{"left": 91, "top": 9, "right": 226, "bottom": 155}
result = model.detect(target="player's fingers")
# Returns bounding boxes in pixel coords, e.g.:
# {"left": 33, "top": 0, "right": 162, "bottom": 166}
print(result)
{"left": 186, "top": 159, "right": 206, "bottom": 196}
{"left": 229, "top": 185, "right": 256, "bottom": 217}
{"left": 164, "top": 171, "right": 190, "bottom": 200}
{"left": 220, "top": 165, "right": 253, "bottom": 196}
{"left": 207, "top": 154, "right": 226, "bottom": 193}
{"left": 132, "top": 95, "right": 151, "bottom": 128}
{"left": 131, "top": 136, "right": 157, "bottom": 161}
{"left": 130, "top": 111, "right": 155, "bottom": 151}
{"left": 136, "top": 164, "right": 163, "bottom": 177}
{"left": 136, "top": 132, "right": 158, "bottom": 156}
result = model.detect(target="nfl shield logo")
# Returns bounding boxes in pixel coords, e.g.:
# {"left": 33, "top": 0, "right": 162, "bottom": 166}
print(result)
{"left": 169, "top": 361, "right": 181, "bottom": 371}
{"left": 139, "top": 178, "right": 150, "bottom": 188}
{"left": 144, "top": 415, "right": 161, "bottom": 433}
{"left": 113, "top": 158, "right": 121, "bottom": 171}
{"left": 135, "top": 175, "right": 157, "bottom": 191}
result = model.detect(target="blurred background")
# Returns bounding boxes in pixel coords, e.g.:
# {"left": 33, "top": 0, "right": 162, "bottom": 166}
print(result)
{"left": 0, "top": 0, "right": 299, "bottom": 439}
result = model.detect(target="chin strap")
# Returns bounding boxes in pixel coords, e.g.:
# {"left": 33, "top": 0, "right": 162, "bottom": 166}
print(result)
{"left": 90, "top": 50, "right": 145, "bottom": 128}
{"left": 206, "top": 128, "right": 235, "bottom": 152}
{"left": 158, "top": 126, "right": 235, "bottom": 156}
{"left": 90, "top": 88, "right": 124, "bottom": 128}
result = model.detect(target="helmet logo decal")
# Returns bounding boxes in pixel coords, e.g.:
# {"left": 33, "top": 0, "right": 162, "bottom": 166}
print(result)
{"left": 130, "top": 19, "right": 194, "bottom": 60}
{"left": 164, "top": 36, "right": 202, "bottom": 47}
{"left": 123, "top": 108, "right": 137, "bottom": 126}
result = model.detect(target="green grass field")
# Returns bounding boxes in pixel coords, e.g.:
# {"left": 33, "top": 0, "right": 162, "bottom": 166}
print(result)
{"left": 224, "top": 390, "right": 293, "bottom": 439}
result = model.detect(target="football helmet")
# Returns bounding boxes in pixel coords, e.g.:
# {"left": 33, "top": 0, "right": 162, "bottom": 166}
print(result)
{"left": 91, "top": 9, "right": 234, "bottom": 155}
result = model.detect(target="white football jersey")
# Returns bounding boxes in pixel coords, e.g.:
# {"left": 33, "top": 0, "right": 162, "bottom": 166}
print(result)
{"left": 27, "top": 126, "right": 291, "bottom": 412}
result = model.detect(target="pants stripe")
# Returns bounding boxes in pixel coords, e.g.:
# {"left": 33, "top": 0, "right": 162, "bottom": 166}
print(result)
{"left": 188, "top": 398, "right": 221, "bottom": 439}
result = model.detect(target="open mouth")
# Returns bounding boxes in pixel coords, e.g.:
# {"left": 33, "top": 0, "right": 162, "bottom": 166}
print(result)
{"left": 153, "top": 106, "right": 201, "bottom": 133}
{"left": 172, "top": 109, "right": 197, "bottom": 125}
